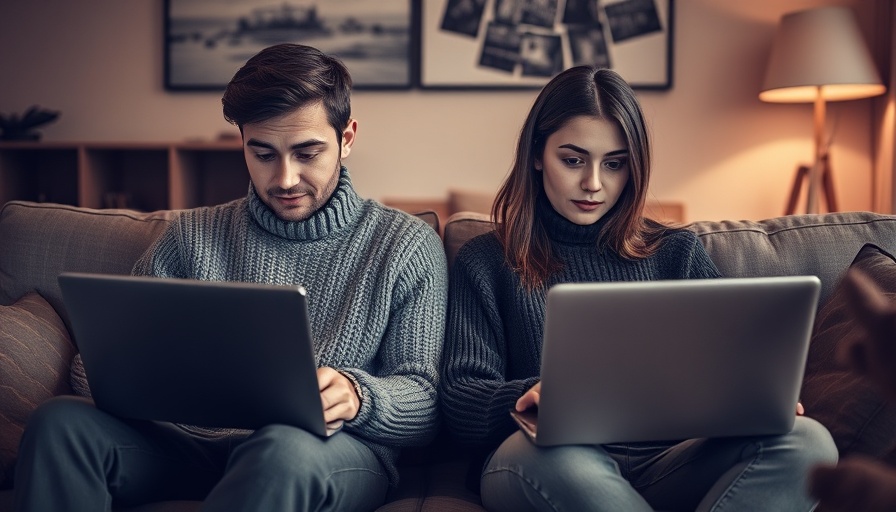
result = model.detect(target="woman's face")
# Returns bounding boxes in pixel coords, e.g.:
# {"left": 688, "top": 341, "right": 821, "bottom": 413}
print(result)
{"left": 536, "top": 115, "right": 630, "bottom": 226}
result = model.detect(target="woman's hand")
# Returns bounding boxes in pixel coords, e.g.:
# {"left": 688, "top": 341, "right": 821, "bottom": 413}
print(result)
{"left": 516, "top": 381, "right": 541, "bottom": 412}
{"left": 797, "top": 401, "right": 805, "bottom": 416}
{"left": 318, "top": 367, "right": 361, "bottom": 424}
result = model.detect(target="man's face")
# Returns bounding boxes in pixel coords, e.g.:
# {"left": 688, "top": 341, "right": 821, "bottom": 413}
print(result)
{"left": 242, "top": 101, "right": 356, "bottom": 222}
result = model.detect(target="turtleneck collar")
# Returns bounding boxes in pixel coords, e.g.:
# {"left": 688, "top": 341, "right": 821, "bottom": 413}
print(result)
{"left": 537, "top": 191, "right": 608, "bottom": 246}
{"left": 248, "top": 166, "right": 363, "bottom": 241}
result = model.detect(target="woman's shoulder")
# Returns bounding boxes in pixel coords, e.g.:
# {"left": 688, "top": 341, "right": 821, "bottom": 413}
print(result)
{"left": 650, "top": 223, "right": 701, "bottom": 248}
{"left": 648, "top": 223, "right": 719, "bottom": 278}
{"left": 456, "top": 230, "right": 502, "bottom": 258}
{"left": 453, "top": 230, "right": 506, "bottom": 273}
{"left": 644, "top": 224, "right": 708, "bottom": 260}
{"left": 450, "top": 230, "right": 522, "bottom": 297}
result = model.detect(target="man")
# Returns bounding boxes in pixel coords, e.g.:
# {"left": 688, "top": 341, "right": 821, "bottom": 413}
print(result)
{"left": 14, "top": 43, "right": 447, "bottom": 512}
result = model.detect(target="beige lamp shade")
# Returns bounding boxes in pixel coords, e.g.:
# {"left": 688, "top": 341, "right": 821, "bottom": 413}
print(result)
{"left": 759, "top": 6, "right": 885, "bottom": 103}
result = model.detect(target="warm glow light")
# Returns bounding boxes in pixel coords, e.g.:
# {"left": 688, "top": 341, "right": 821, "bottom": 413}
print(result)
{"left": 760, "top": 84, "right": 887, "bottom": 103}
{"left": 760, "top": 6, "right": 885, "bottom": 104}
{"left": 758, "top": 5, "right": 886, "bottom": 215}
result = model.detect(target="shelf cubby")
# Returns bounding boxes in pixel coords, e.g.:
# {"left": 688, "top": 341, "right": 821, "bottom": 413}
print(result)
{"left": 0, "top": 140, "right": 247, "bottom": 211}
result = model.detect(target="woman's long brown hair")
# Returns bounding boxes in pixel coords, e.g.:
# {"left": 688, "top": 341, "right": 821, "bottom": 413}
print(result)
{"left": 492, "top": 66, "right": 667, "bottom": 291}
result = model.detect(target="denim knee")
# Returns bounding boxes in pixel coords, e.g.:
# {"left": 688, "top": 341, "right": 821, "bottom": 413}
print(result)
{"left": 229, "top": 424, "right": 330, "bottom": 481}
{"left": 786, "top": 416, "right": 838, "bottom": 466}
{"left": 20, "top": 395, "right": 97, "bottom": 449}
{"left": 481, "top": 431, "right": 654, "bottom": 512}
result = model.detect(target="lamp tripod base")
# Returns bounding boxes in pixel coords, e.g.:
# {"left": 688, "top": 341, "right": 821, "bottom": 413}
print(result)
{"left": 784, "top": 154, "right": 838, "bottom": 215}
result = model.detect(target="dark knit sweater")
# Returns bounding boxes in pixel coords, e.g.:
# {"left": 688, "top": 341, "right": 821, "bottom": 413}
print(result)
{"left": 440, "top": 197, "right": 720, "bottom": 450}
{"left": 130, "top": 168, "right": 448, "bottom": 485}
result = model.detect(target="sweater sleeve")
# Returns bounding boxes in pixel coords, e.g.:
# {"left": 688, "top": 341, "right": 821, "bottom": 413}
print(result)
{"left": 440, "top": 238, "right": 540, "bottom": 447}
{"left": 131, "top": 217, "right": 190, "bottom": 278}
{"left": 337, "top": 224, "right": 448, "bottom": 447}
{"left": 660, "top": 230, "right": 722, "bottom": 280}
{"left": 684, "top": 232, "right": 722, "bottom": 279}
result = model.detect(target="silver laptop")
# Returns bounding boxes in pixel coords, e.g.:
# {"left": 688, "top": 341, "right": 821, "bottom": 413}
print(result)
{"left": 58, "top": 272, "right": 336, "bottom": 436}
{"left": 511, "top": 276, "right": 821, "bottom": 446}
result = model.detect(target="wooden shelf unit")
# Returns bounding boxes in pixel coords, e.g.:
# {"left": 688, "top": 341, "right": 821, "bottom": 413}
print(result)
{"left": 0, "top": 141, "right": 248, "bottom": 211}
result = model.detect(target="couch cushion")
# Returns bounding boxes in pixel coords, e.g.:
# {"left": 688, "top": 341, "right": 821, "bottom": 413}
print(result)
{"left": 691, "top": 212, "right": 896, "bottom": 304}
{"left": 443, "top": 212, "right": 493, "bottom": 270}
{"left": 0, "top": 201, "right": 175, "bottom": 332}
{"left": 414, "top": 210, "right": 440, "bottom": 235}
{"left": 801, "top": 244, "right": 896, "bottom": 458}
{"left": 378, "top": 459, "right": 485, "bottom": 512}
{"left": 0, "top": 292, "right": 76, "bottom": 489}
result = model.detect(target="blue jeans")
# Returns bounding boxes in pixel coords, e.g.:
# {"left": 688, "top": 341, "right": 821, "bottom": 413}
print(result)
{"left": 13, "top": 396, "right": 389, "bottom": 512}
{"left": 480, "top": 416, "right": 837, "bottom": 511}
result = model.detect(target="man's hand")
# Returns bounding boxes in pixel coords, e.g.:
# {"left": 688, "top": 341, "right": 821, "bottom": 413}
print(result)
{"left": 516, "top": 381, "right": 541, "bottom": 412}
{"left": 318, "top": 367, "right": 361, "bottom": 424}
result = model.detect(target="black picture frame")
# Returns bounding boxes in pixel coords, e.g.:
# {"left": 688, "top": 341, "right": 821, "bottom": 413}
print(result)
{"left": 164, "top": 0, "right": 415, "bottom": 91}
{"left": 420, "top": 0, "right": 674, "bottom": 90}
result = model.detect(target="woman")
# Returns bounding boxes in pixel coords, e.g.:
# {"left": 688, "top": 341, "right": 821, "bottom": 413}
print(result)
{"left": 440, "top": 66, "right": 837, "bottom": 511}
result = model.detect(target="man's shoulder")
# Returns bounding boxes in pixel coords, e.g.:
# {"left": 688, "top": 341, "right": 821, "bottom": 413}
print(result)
{"left": 363, "top": 200, "right": 440, "bottom": 237}
{"left": 176, "top": 197, "right": 246, "bottom": 219}
{"left": 354, "top": 201, "right": 447, "bottom": 276}
{"left": 171, "top": 197, "right": 247, "bottom": 229}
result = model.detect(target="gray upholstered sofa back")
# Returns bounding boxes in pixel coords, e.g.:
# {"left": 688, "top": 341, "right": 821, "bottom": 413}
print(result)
{"left": 442, "top": 211, "right": 896, "bottom": 305}
{"left": 0, "top": 201, "right": 175, "bottom": 329}
{"left": 4, "top": 201, "right": 896, "bottom": 329}
{"left": 0, "top": 201, "right": 440, "bottom": 333}
{"left": 691, "top": 214, "right": 896, "bottom": 303}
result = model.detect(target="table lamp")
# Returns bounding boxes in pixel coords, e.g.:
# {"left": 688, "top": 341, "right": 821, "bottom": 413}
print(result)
{"left": 759, "top": 6, "right": 886, "bottom": 215}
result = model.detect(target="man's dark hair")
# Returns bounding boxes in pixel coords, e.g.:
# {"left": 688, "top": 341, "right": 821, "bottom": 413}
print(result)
{"left": 222, "top": 43, "right": 352, "bottom": 140}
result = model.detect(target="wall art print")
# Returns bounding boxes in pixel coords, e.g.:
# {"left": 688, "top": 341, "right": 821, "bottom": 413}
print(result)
{"left": 421, "top": 0, "right": 673, "bottom": 89}
{"left": 165, "top": 0, "right": 414, "bottom": 90}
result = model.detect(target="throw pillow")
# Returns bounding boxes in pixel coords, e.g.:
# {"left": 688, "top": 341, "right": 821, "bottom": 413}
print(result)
{"left": 0, "top": 293, "right": 75, "bottom": 489}
{"left": 802, "top": 243, "right": 896, "bottom": 458}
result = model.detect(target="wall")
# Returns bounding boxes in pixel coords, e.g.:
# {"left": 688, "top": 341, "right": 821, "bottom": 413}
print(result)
{"left": 872, "top": 0, "right": 895, "bottom": 213}
{"left": 0, "top": 0, "right": 882, "bottom": 221}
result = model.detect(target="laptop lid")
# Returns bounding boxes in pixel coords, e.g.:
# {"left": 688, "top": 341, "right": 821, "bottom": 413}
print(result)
{"left": 58, "top": 272, "right": 330, "bottom": 436}
{"left": 523, "top": 275, "right": 820, "bottom": 446}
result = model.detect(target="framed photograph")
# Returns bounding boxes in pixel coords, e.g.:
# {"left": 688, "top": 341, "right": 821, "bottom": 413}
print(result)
{"left": 164, "top": 0, "right": 414, "bottom": 90}
{"left": 420, "top": 0, "right": 673, "bottom": 90}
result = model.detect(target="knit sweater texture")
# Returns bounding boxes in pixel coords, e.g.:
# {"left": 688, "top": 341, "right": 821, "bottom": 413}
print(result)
{"left": 88, "top": 168, "right": 446, "bottom": 485}
{"left": 440, "top": 196, "right": 720, "bottom": 451}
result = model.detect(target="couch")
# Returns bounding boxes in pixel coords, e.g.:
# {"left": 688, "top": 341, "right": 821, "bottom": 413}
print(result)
{"left": 4, "top": 200, "right": 896, "bottom": 511}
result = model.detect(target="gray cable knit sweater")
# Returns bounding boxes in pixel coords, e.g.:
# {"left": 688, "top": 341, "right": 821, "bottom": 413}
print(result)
{"left": 440, "top": 197, "right": 720, "bottom": 451}
{"left": 74, "top": 168, "right": 447, "bottom": 486}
